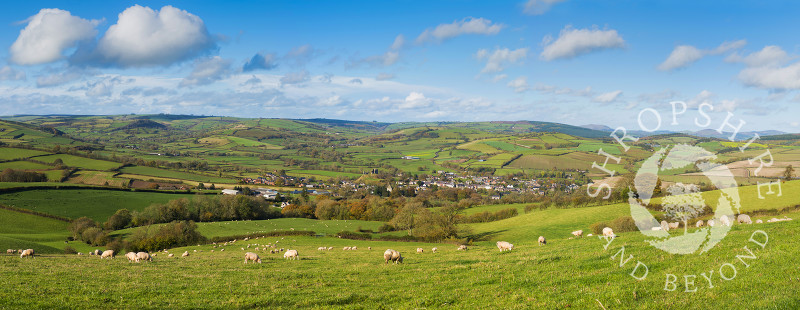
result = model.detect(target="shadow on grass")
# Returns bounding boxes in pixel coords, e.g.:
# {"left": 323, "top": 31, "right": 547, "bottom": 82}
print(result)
{"left": 468, "top": 229, "right": 508, "bottom": 241}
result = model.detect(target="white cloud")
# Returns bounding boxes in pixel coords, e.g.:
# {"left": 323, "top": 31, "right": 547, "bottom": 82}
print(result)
{"left": 86, "top": 82, "right": 112, "bottom": 97}
{"left": 728, "top": 46, "right": 800, "bottom": 90}
{"left": 507, "top": 76, "right": 530, "bottom": 93}
{"left": 687, "top": 90, "right": 714, "bottom": 107}
{"left": 285, "top": 44, "right": 320, "bottom": 67}
{"left": 280, "top": 70, "right": 310, "bottom": 85}
{"left": 476, "top": 47, "right": 528, "bottom": 73}
{"left": 658, "top": 40, "right": 747, "bottom": 71}
{"left": 400, "top": 92, "right": 431, "bottom": 109}
{"left": 0, "top": 66, "right": 26, "bottom": 81}
{"left": 243, "top": 53, "right": 278, "bottom": 72}
{"left": 10, "top": 9, "right": 100, "bottom": 65}
{"left": 180, "top": 56, "right": 232, "bottom": 87}
{"left": 376, "top": 73, "right": 395, "bottom": 81}
{"left": 318, "top": 95, "right": 343, "bottom": 107}
{"left": 540, "top": 26, "right": 625, "bottom": 61}
{"left": 79, "top": 5, "right": 215, "bottom": 67}
{"left": 416, "top": 17, "right": 503, "bottom": 44}
{"left": 523, "top": 0, "right": 566, "bottom": 15}
{"left": 36, "top": 68, "right": 92, "bottom": 87}
{"left": 593, "top": 90, "right": 622, "bottom": 103}
{"left": 492, "top": 74, "right": 508, "bottom": 83}
{"left": 726, "top": 45, "right": 789, "bottom": 67}
{"left": 391, "top": 34, "right": 405, "bottom": 50}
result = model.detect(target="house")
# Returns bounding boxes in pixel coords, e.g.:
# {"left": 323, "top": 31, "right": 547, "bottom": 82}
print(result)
{"left": 221, "top": 189, "right": 240, "bottom": 195}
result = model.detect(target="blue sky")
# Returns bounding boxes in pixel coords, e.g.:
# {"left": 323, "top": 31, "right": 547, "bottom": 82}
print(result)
{"left": 1, "top": 1, "right": 799, "bottom": 131}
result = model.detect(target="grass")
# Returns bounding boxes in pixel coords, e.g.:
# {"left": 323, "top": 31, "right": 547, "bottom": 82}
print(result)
{"left": 0, "top": 147, "right": 51, "bottom": 161}
{"left": 0, "top": 189, "right": 198, "bottom": 222}
{"left": 197, "top": 218, "right": 386, "bottom": 237}
{"left": 0, "top": 208, "right": 69, "bottom": 254}
{"left": 120, "top": 165, "right": 237, "bottom": 183}
{"left": 35, "top": 154, "right": 123, "bottom": 171}
{"left": 0, "top": 160, "right": 53, "bottom": 170}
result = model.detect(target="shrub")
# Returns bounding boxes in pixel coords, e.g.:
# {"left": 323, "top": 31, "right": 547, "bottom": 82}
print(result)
{"left": 0, "top": 168, "right": 47, "bottom": 182}
{"left": 590, "top": 216, "right": 638, "bottom": 235}
{"left": 63, "top": 246, "right": 77, "bottom": 254}
{"left": 377, "top": 223, "right": 396, "bottom": 233}
{"left": 127, "top": 221, "right": 207, "bottom": 253}
{"left": 335, "top": 231, "right": 372, "bottom": 240}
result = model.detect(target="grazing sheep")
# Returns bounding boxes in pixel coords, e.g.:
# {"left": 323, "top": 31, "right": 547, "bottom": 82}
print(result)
{"left": 182, "top": 251, "right": 189, "bottom": 257}
{"left": 431, "top": 247, "right": 437, "bottom": 253}
{"left": 383, "top": 249, "right": 403, "bottom": 264}
{"left": 602, "top": 227, "right": 615, "bottom": 238}
{"left": 125, "top": 252, "right": 137, "bottom": 262}
{"left": 327, "top": 247, "right": 333, "bottom": 251}
{"left": 756, "top": 219, "right": 763, "bottom": 224}
{"left": 100, "top": 250, "right": 114, "bottom": 259}
{"left": 220, "top": 249, "right": 224, "bottom": 252}
{"left": 708, "top": 219, "right": 716, "bottom": 227}
{"left": 93, "top": 249, "right": 101, "bottom": 256}
{"left": 244, "top": 252, "right": 262, "bottom": 264}
{"left": 538, "top": 236, "right": 546, "bottom": 246}
{"left": 457, "top": 245, "right": 468, "bottom": 251}
{"left": 737, "top": 214, "right": 753, "bottom": 224}
{"left": 368, "top": 247, "right": 372, "bottom": 250}
{"left": 317, "top": 247, "right": 326, "bottom": 251}
{"left": 352, "top": 246, "right": 358, "bottom": 250}
{"left": 571, "top": 230, "right": 583, "bottom": 238}
{"left": 6, "top": 249, "right": 15, "bottom": 254}
{"left": 695, "top": 220, "right": 704, "bottom": 228}
{"left": 660, "top": 220, "right": 670, "bottom": 232}
{"left": 496, "top": 241, "right": 514, "bottom": 252}
{"left": 720, "top": 215, "right": 732, "bottom": 227}
{"left": 416, "top": 248, "right": 424, "bottom": 254}
{"left": 168, "top": 253, "right": 174, "bottom": 258}
{"left": 136, "top": 252, "right": 151, "bottom": 262}
{"left": 19, "top": 249, "right": 34, "bottom": 258}
{"left": 343, "top": 247, "right": 351, "bottom": 251}
{"left": 651, "top": 227, "right": 662, "bottom": 231}
{"left": 284, "top": 250, "right": 298, "bottom": 260}
{"left": 668, "top": 222, "right": 679, "bottom": 229}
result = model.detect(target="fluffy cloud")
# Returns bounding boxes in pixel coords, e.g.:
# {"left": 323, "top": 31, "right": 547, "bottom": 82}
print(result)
{"left": 391, "top": 35, "right": 405, "bottom": 50}
{"left": 728, "top": 46, "right": 800, "bottom": 90}
{"left": 507, "top": 76, "right": 529, "bottom": 93}
{"left": 416, "top": 17, "right": 503, "bottom": 44}
{"left": 476, "top": 47, "right": 528, "bottom": 73}
{"left": 75, "top": 5, "right": 215, "bottom": 67}
{"left": 10, "top": 9, "right": 100, "bottom": 65}
{"left": 0, "top": 66, "right": 26, "bottom": 81}
{"left": 658, "top": 40, "right": 746, "bottom": 71}
{"left": 492, "top": 74, "right": 508, "bottom": 83}
{"left": 540, "top": 26, "right": 625, "bottom": 61}
{"left": 285, "top": 45, "right": 319, "bottom": 67}
{"left": 376, "top": 73, "right": 395, "bottom": 81}
{"left": 242, "top": 53, "right": 277, "bottom": 72}
{"left": 593, "top": 90, "right": 622, "bottom": 103}
{"left": 400, "top": 92, "right": 431, "bottom": 109}
{"left": 523, "top": 0, "right": 566, "bottom": 15}
{"left": 180, "top": 56, "right": 232, "bottom": 87}
{"left": 280, "top": 70, "right": 310, "bottom": 85}
{"left": 36, "top": 68, "right": 93, "bottom": 87}
{"left": 86, "top": 81, "right": 112, "bottom": 97}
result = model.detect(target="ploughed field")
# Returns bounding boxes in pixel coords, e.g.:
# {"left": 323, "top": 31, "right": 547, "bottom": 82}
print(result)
{"left": 2, "top": 219, "right": 798, "bottom": 309}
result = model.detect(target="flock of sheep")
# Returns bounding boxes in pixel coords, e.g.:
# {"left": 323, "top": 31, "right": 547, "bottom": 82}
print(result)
{"left": 7, "top": 214, "right": 793, "bottom": 263}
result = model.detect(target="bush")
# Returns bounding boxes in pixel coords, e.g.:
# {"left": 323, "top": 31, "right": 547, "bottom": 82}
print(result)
{"left": 377, "top": 223, "right": 396, "bottom": 233}
{"left": 63, "top": 246, "right": 77, "bottom": 254}
{"left": 590, "top": 216, "right": 638, "bottom": 235}
{"left": 0, "top": 168, "right": 47, "bottom": 182}
{"left": 127, "top": 221, "right": 207, "bottom": 253}
{"left": 335, "top": 231, "right": 372, "bottom": 240}
{"left": 459, "top": 208, "right": 518, "bottom": 224}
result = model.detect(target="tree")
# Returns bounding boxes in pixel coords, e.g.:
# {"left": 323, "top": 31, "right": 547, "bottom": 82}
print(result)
{"left": 785, "top": 165, "right": 795, "bottom": 180}
{"left": 105, "top": 209, "right": 132, "bottom": 230}
{"left": 662, "top": 183, "right": 705, "bottom": 234}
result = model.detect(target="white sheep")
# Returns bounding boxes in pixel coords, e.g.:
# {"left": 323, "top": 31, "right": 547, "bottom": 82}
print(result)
{"left": 284, "top": 249, "right": 298, "bottom": 260}
{"left": 383, "top": 249, "right": 403, "bottom": 264}
{"left": 168, "top": 253, "right": 174, "bottom": 258}
{"left": 100, "top": 250, "right": 114, "bottom": 259}
{"left": 668, "top": 222, "right": 679, "bottom": 229}
{"left": 720, "top": 215, "right": 732, "bottom": 227}
{"left": 317, "top": 247, "right": 326, "bottom": 251}
{"left": 431, "top": 247, "right": 437, "bottom": 253}
{"left": 6, "top": 249, "right": 15, "bottom": 254}
{"left": 755, "top": 219, "right": 763, "bottom": 224}
{"left": 416, "top": 248, "right": 424, "bottom": 254}
{"left": 457, "top": 245, "right": 468, "bottom": 251}
{"left": 182, "top": 251, "right": 189, "bottom": 257}
{"left": 737, "top": 214, "right": 753, "bottom": 224}
{"left": 136, "top": 252, "right": 151, "bottom": 262}
{"left": 496, "top": 241, "right": 514, "bottom": 252}
{"left": 125, "top": 252, "right": 137, "bottom": 262}
{"left": 19, "top": 249, "right": 34, "bottom": 258}
{"left": 708, "top": 219, "right": 716, "bottom": 227}
{"left": 602, "top": 227, "right": 615, "bottom": 238}
{"left": 695, "top": 220, "right": 704, "bottom": 228}
{"left": 368, "top": 247, "right": 372, "bottom": 250}
{"left": 538, "top": 236, "right": 547, "bottom": 246}
{"left": 244, "top": 252, "right": 262, "bottom": 264}
{"left": 571, "top": 230, "right": 583, "bottom": 238}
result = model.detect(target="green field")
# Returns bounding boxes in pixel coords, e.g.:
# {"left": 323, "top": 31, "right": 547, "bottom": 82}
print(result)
{"left": 0, "top": 160, "right": 53, "bottom": 170}
{"left": 120, "top": 166, "right": 237, "bottom": 183}
{"left": 0, "top": 147, "right": 51, "bottom": 161}
{"left": 35, "top": 154, "right": 123, "bottom": 171}
{"left": 0, "top": 189, "right": 198, "bottom": 222}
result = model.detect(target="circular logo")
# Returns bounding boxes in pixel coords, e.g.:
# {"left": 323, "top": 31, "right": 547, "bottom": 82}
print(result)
{"left": 629, "top": 143, "right": 740, "bottom": 255}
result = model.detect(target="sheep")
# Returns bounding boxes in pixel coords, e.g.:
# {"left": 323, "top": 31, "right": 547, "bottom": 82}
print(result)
{"left": 168, "top": 253, "right": 174, "bottom": 258}
{"left": 6, "top": 249, "right": 15, "bottom": 254}
{"left": 496, "top": 241, "right": 514, "bottom": 252}
{"left": 720, "top": 215, "right": 732, "bottom": 227}
{"left": 383, "top": 249, "right": 403, "bottom": 264}
{"left": 284, "top": 250, "right": 298, "bottom": 260}
{"left": 136, "top": 252, "right": 152, "bottom": 262}
{"left": 651, "top": 227, "right": 662, "bottom": 231}
{"left": 77, "top": 253, "right": 84, "bottom": 256}
{"left": 668, "top": 222, "right": 680, "bottom": 229}
{"left": 220, "top": 248, "right": 225, "bottom": 252}
{"left": 695, "top": 220, "right": 704, "bottom": 228}
{"left": 125, "top": 252, "right": 137, "bottom": 262}
{"left": 182, "top": 251, "right": 189, "bottom": 257}
{"left": 317, "top": 247, "right": 326, "bottom": 251}
{"left": 368, "top": 247, "right": 372, "bottom": 250}
{"left": 708, "top": 219, "right": 716, "bottom": 227}
{"left": 352, "top": 246, "right": 358, "bottom": 250}
{"left": 19, "top": 249, "right": 34, "bottom": 258}
{"left": 100, "top": 250, "right": 114, "bottom": 259}
{"left": 431, "top": 247, "right": 437, "bottom": 253}
{"left": 244, "top": 252, "right": 262, "bottom": 264}
{"left": 602, "top": 227, "right": 615, "bottom": 238}
{"left": 327, "top": 247, "right": 333, "bottom": 251}
{"left": 416, "top": 248, "right": 424, "bottom": 254}
{"left": 737, "top": 214, "right": 753, "bottom": 224}
{"left": 660, "top": 220, "right": 670, "bottom": 232}
{"left": 93, "top": 249, "right": 101, "bottom": 256}
{"left": 457, "top": 245, "right": 468, "bottom": 251}
{"left": 587, "top": 234, "right": 593, "bottom": 237}
{"left": 571, "top": 230, "right": 583, "bottom": 238}
{"left": 343, "top": 247, "right": 351, "bottom": 251}
{"left": 538, "top": 236, "right": 547, "bottom": 246}
{"left": 755, "top": 219, "right": 763, "bottom": 224}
